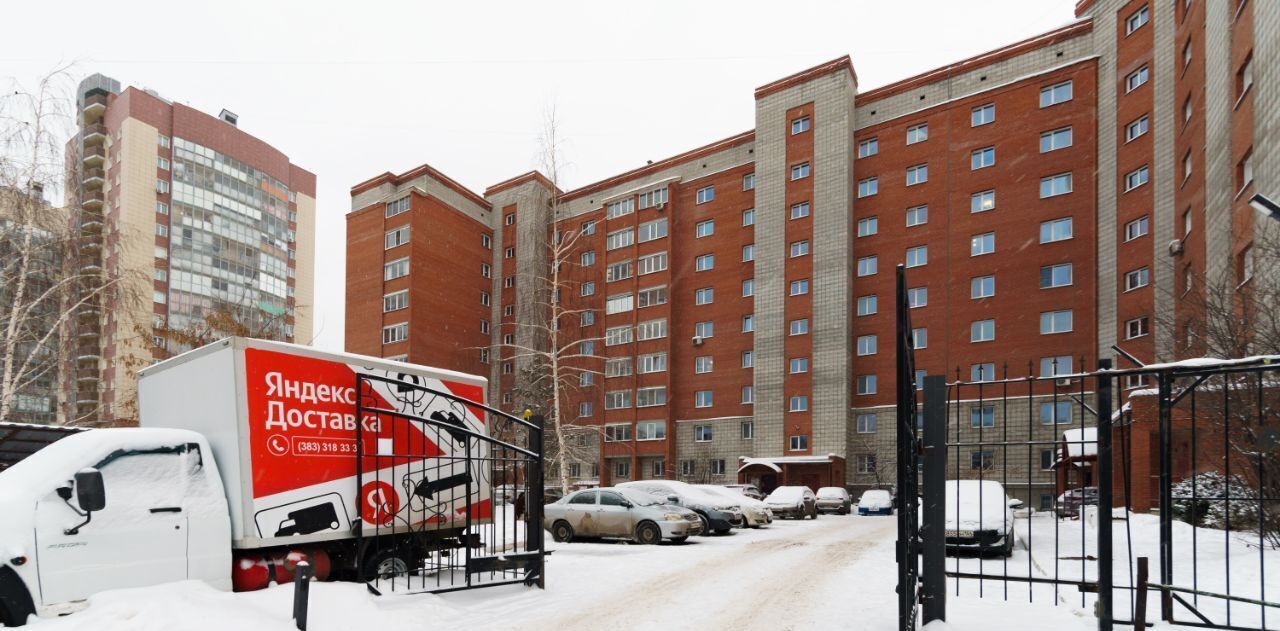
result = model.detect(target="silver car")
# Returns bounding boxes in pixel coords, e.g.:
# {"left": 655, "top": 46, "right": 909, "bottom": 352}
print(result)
{"left": 695, "top": 484, "right": 773, "bottom": 527}
{"left": 544, "top": 487, "right": 704, "bottom": 544}
{"left": 816, "top": 487, "right": 852, "bottom": 514}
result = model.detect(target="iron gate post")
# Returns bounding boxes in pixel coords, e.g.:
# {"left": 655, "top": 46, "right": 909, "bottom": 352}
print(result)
{"left": 922, "top": 375, "right": 947, "bottom": 625}
{"left": 1157, "top": 372, "right": 1173, "bottom": 622}
{"left": 1096, "top": 359, "right": 1113, "bottom": 631}
{"left": 528, "top": 414, "right": 546, "bottom": 589}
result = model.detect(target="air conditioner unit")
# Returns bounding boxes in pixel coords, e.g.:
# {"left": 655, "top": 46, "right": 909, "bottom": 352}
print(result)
{"left": 1056, "top": 378, "right": 1073, "bottom": 387}
{"left": 692, "top": 336, "right": 704, "bottom": 346}
{"left": 1168, "top": 239, "right": 1184, "bottom": 256}
{"left": 656, "top": 202, "right": 667, "bottom": 211}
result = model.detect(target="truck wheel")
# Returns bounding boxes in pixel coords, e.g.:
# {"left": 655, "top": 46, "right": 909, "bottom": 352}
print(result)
{"left": 362, "top": 548, "right": 411, "bottom": 581}
{"left": 551, "top": 520, "right": 574, "bottom": 543}
{"left": 635, "top": 521, "right": 661, "bottom": 545}
{"left": 0, "top": 567, "right": 35, "bottom": 627}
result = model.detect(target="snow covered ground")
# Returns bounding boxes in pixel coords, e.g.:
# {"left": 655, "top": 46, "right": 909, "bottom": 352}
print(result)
{"left": 25, "top": 510, "right": 1268, "bottom": 630}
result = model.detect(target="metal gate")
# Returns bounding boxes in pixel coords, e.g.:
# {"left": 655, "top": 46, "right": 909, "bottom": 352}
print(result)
{"left": 354, "top": 372, "right": 544, "bottom": 594}
{"left": 895, "top": 265, "right": 923, "bottom": 631}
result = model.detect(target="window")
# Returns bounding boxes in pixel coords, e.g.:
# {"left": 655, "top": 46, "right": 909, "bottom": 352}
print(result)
{"left": 971, "top": 147, "right": 995, "bottom": 170}
{"left": 504, "top": 213, "right": 516, "bottom": 226}
{"left": 790, "top": 202, "right": 810, "bottom": 219}
{"left": 638, "top": 187, "right": 668, "bottom": 209}
{"left": 789, "top": 395, "right": 809, "bottom": 412}
{"left": 680, "top": 460, "right": 695, "bottom": 476}
{"left": 971, "top": 232, "right": 995, "bottom": 256}
{"left": 857, "top": 255, "right": 878, "bottom": 277}
{"left": 156, "top": 201, "right": 169, "bottom": 215}
{"left": 637, "top": 252, "right": 667, "bottom": 275}
{"left": 1040, "top": 127, "right": 1073, "bottom": 153}
{"left": 906, "top": 205, "right": 928, "bottom": 227}
{"left": 695, "top": 220, "right": 714, "bottom": 238}
{"left": 1126, "top": 65, "right": 1150, "bottom": 92}
{"left": 1241, "top": 245, "right": 1255, "bottom": 283}
{"left": 789, "top": 279, "right": 809, "bottom": 296}
{"left": 1184, "top": 151, "right": 1194, "bottom": 181}
{"left": 1040, "top": 80, "right": 1073, "bottom": 107}
{"left": 638, "top": 286, "right": 667, "bottom": 308}
{"left": 907, "top": 123, "right": 929, "bottom": 144}
{"left": 742, "top": 208, "right": 755, "bottom": 226}
{"left": 1125, "top": 267, "right": 1150, "bottom": 291}
{"left": 743, "top": 173, "right": 756, "bottom": 190}
{"left": 605, "top": 423, "right": 632, "bottom": 442}
{"left": 971, "top": 451, "right": 995, "bottom": 470}
{"left": 156, "top": 179, "right": 169, "bottom": 194}
{"left": 907, "top": 163, "right": 929, "bottom": 184}
{"left": 907, "top": 287, "right": 927, "bottom": 308}
{"left": 382, "top": 323, "right": 408, "bottom": 344}
{"left": 695, "top": 288, "right": 714, "bottom": 305}
{"left": 580, "top": 311, "right": 595, "bottom": 327}
{"left": 606, "top": 292, "right": 634, "bottom": 315}
{"left": 1040, "top": 355, "right": 1073, "bottom": 377}
{"left": 790, "top": 162, "right": 811, "bottom": 180}
{"left": 606, "top": 198, "right": 634, "bottom": 219}
{"left": 385, "top": 196, "right": 411, "bottom": 218}
{"left": 154, "top": 269, "right": 168, "bottom": 282}
{"left": 479, "top": 263, "right": 492, "bottom": 279}
{"left": 857, "top": 177, "right": 878, "bottom": 198}
{"left": 1183, "top": 95, "right": 1193, "bottom": 124}
{"left": 857, "top": 335, "right": 877, "bottom": 356}
{"left": 158, "top": 134, "right": 170, "bottom": 148}
{"left": 856, "top": 295, "right": 877, "bottom": 316}
{"left": 156, "top": 224, "right": 169, "bottom": 237}
{"left": 856, "top": 375, "right": 877, "bottom": 395}
{"left": 504, "top": 305, "right": 513, "bottom": 316}
{"left": 790, "top": 240, "right": 810, "bottom": 257}
{"left": 1126, "top": 4, "right": 1149, "bottom": 33}
{"left": 971, "top": 103, "right": 995, "bottom": 126}
{"left": 1040, "top": 173, "right": 1073, "bottom": 198}
{"left": 857, "top": 217, "right": 878, "bottom": 237}
{"left": 971, "top": 190, "right": 995, "bottom": 213}
{"left": 856, "top": 454, "right": 877, "bottom": 473}
{"left": 912, "top": 328, "right": 928, "bottom": 349}
{"left": 383, "top": 290, "right": 408, "bottom": 313}
{"left": 1125, "top": 165, "right": 1150, "bottom": 191}
{"left": 1126, "top": 115, "right": 1150, "bottom": 142}
{"left": 741, "top": 350, "right": 754, "bottom": 368}
{"left": 1040, "top": 401, "right": 1073, "bottom": 425}
{"left": 741, "top": 421, "right": 754, "bottom": 439}
{"left": 1040, "top": 217, "right": 1073, "bottom": 243}
{"left": 605, "top": 357, "right": 632, "bottom": 378}
{"left": 606, "top": 229, "right": 634, "bottom": 251}
{"left": 971, "top": 275, "right": 995, "bottom": 299}
{"left": 742, "top": 279, "right": 755, "bottom": 297}
{"left": 790, "top": 319, "right": 809, "bottom": 335}
{"left": 742, "top": 315, "right": 754, "bottom": 332}
{"left": 1183, "top": 39, "right": 1192, "bottom": 69}
{"left": 741, "top": 386, "right": 754, "bottom": 404}
{"left": 605, "top": 391, "right": 632, "bottom": 410}
{"left": 1041, "top": 263, "right": 1073, "bottom": 288}
{"left": 1125, "top": 216, "right": 1149, "bottom": 241}
{"left": 790, "top": 357, "right": 810, "bottom": 373}
{"left": 695, "top": 425, "right": 713, "bottom": 442}
{"left": 1183, "top": 209, "right": 1193, "bottom": 237}
{"left": 384, "top": 257, "right": 410, "bottom": 280}
{"left": 971, "top": 405, "right": 996, "bottom": 428}
{"left": 1238, "top": 150, "right": 1254, "bottom": 192}
{"left": 1126, "top": 316, "right": 1150, "bottom": 339}
{"left": 971, "top": 363, "right": 996, "bottom": 382}
{"left": 971, "top": 319, "right": 995, "bottom": 342}
{"left": 1040, "top": 310, "right": 1073, "bottom": 334}
{"left": 634, "top": 319, "right": 665, "bottom": 340}
{"left": 692, "top": 355, "right": 714, "bottom": 375}
{"left": 790, "top": 435, "right": 809, "bottom": 451}
{"left": 696, "top": 186, "right": 714, "bottom": 204}
{"left": 857, "top": 413, "right": 877, "bottom": 434}
{"left": 605, "top": 325, "right": 632, "bottom": 346}
{"left": 905, "top": 245, "right": 928, "bottom": 268}
{"left": 695, "top": 391, "right": 713, "bottom": 408}
{"left": 858, "top": 138, "right": 878, "bottom": 158}
{"left": 695, "top": 321, "right": 714, "bottom": 338}
{"left": 694, "top": 254, "right": 714, "bottom": 272}
{"left": 791, "top": 115, "right": 811, "bottom": 134}
{"left": 600, "top": 259, "right": 631, "bottom": 283}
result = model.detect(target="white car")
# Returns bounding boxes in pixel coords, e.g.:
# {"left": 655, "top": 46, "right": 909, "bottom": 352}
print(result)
{"left": 695, "top": 485, "right": 773, "bottom": 527}
{"left": 618, "top": 480, "right": 743, "bottom": 535}
{"left": 764, "top": 486, "right": 818, "bottom": 520}
{"left": 944, "top": 480, "right": 1021, "bottom": 556}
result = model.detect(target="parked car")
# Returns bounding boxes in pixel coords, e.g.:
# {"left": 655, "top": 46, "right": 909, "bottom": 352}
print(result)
{"left": 1054, "top": 486, "right": 1098, "bottom": 518}
{"left": 618, "top": 480, "right": 743, "bottom": 535}
{"left": 857, "top": 489, "right": 894, "bottom": 516}
{"left": 544, "top": 487, "right": 703, "bottom": 544}
{"left": 764, "top": 486, "right": 818, "bottom": 519}
{"left": 816, "top": 487, "right": 852, "bottom": 514}
{"left": 944, "top": 480, "right": 1021, "bottom": 556}
{"left": 724, "top": 483, "right": 765, "bottom": 500}
{"left": 695, "top": 484, "right": 773, "bottom": 527}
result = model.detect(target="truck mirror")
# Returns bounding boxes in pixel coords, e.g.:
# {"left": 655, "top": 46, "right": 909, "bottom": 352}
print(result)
{"left": 75, "top": 468, "right": 106, "bottom": 512}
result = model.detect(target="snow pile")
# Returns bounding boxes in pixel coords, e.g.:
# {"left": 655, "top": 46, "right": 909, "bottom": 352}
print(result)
{"left": 1061, "top": 427, "right": 1096, "bottom": 458}
{"left": 1171, "top": 472, "right": 1264, "bottom": 530}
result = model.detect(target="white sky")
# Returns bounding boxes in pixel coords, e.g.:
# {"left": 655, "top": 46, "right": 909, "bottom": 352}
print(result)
{"left": 2, "top": 0, "right": 1077, "bottom": 352}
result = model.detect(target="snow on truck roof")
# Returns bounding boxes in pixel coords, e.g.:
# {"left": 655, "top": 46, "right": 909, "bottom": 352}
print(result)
{"left": 138, "top": 336, "right": 488, "bottom": 386}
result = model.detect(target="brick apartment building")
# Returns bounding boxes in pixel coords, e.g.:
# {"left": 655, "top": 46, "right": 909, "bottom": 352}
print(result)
{"left": 63, "top": 74, "right": 317, "bottom": 425}
{"left": 346, "top": 1, "right": 1278, "bottom": 506}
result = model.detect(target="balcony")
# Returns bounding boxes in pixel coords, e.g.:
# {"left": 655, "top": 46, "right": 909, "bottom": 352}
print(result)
{"left": 82, "top": 145, "right": 105, "bottom": 168}
{"left": 79, "top": 218, "right": 103, "bottom": 234}
{"left": 83, "top": 122, "right": 107, "bottom": 146}
{"left": 82, "top": 167, "right": 105, "bottom": 188}
{"left": 82, "top": 93, "right": 107, "bottom": 123}
{"left": 81, "top": 189, "right": 104, "bottom": 210}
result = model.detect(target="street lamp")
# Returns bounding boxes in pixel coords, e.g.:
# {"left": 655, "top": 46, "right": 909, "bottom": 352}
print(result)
{"left": 1249, "top": 192, "right": 1280, "bottom": 221}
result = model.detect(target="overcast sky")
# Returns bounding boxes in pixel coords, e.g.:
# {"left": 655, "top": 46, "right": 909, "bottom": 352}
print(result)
{"left": 3, "top": 0, "right": 1077, "bottom": 352}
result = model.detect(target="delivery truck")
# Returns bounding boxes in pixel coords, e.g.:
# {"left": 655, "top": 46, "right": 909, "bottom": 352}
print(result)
{"left": 0, "top": 337, "right": 537, "bottom": 626}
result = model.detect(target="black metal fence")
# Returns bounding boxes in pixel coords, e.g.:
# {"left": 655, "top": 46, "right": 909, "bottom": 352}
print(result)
{"left": 354, "top": 373, "right": 545, "bottom": 594}
{"left": 903, "top": 356, "right": 1280, "bottom": 631}
{"left": 895, "top": 265, "right": 923, "bottom": 631}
